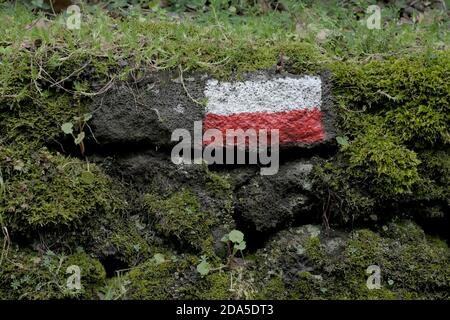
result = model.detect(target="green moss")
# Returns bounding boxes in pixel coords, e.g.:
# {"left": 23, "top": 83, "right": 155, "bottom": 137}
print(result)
{"left": 330, "top": 52, "right": 449, "bottom": 120}
{"left": 62, "top": 252, "right": 106, "bottom": 298}
{"left": 254, "top": 276, "right": 289, "bottom": 300}
{"left": 143, "top": 165, "right": 234, "bottom": 255}
{"left": 344, "top": 116, "right": 422, "bottom": 197}
{"left": 0, "top": 247, "right": 105, "bottom": 300}
{"left": 144, "top": 190, "right": 214, "bottom": 253}
{"left": 108, "top": 224, "right": 153, "bottom": 267}
{"left": 291, "top": 271, "right": 328, "bottom": 300}
{"left": 331, "top": 227, "right": 449, "bottom": 299}
{"left": 123, "top": 253, "right": 232, "bottom": 299}
{"left": 379, "top": 220, "right": 426, "bottom": 244}
{"left": 0, "top": 146, "right": 123, "bottom": 232}
{"left": 124, "top": 256, "right": 181, "bottom": 299}
{"left": 205, "top": 171, "right": 232, "bottom": 197}
{"left": 322, "top": 51, "right": 449, "bottom": 211}
{"left": 414, "top": 150, "right": 450, "bottom": 204}
{"left": 312, "top": 159, "right": 376, "bottom": 225}
{"left": 343, "top": 229, "right": 385, "bottom": 270}
{"left": 304, "top": 236, "right": 326, "bottom": 266}
{"left": 254, "top": 222, "right": 450, "bottom": 300}
{"left": 188, "top": 271, "right": 231, "bottom": 300}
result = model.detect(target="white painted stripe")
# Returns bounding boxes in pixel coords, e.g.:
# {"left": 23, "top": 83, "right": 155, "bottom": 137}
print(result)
{"left": 205, "top": 76, "right": 322, "bottom": 115}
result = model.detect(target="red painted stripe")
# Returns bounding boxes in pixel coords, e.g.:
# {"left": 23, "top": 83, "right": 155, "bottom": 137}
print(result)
{"left": 203, "top": 108, "right": 325, "bottom": 145}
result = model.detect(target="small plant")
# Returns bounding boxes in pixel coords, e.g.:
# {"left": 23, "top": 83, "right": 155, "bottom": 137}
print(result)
{"left": 196, "top": 255, "right": 211, "bottom": 276}
{"left": 61, "top": 113, "right": 93, "bottom": 156}
{"left": 195, "top": 230, "right": 247, "bottom": 277}
{"left": 221, "top": 229, "right": 246, "bottom": 264}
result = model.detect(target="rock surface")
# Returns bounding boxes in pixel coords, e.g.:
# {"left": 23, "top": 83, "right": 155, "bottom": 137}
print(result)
{"left": 89, "top": 71, "right": 207, "bottom": 148}
{"left": 89, "top": 71, "right": 337, "bottom": 149}
{"left": 232, "top": 160, "right": 316, "bottom": 233}
{"left": 102, "top": 150, "right": 235, "bottom": 254}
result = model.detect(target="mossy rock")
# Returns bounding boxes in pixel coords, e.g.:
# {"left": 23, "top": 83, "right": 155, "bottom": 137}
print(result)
{"left": 0, "top": 145, "right": 124, "bottom": 234}
{"left": 0, "top": 248, "right": 105, "bottom": 300}
{"left": 379, "top": 220, "right": 426, "bottom": 243}
{"left": 122, "top": 253, "right": 232, "bottom": 300}
{"left": 109, "top": 152, "right": 235, "bottom": 254}
{"left": 254, "top": 222, "right": 450, "bottom": 299}
{"left": 145, "top": 190, "right": 215, "bottom": 253}
{"left": 309, "top": 52, "right": 449, "bottom": 227}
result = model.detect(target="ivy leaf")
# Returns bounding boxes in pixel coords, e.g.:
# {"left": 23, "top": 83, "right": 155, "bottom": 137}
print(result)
{"left": 61, "top": 122, "right": 73, "bottom": 135}
{"left": 74, "top": 132, "right": 85, "bottom": 145}
{"left": 228, "top": 230, "right": 244, "bottom": 244}
{"left": 196, "top": 260, "right": 211, "bottom": 276}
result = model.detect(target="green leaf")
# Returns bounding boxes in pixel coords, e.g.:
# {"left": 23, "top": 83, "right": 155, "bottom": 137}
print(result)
{"left": 153, "top": 253, "right": 166, "bottom": 265}
{"left": 336, "top": 136, "right": 349, "bottom": 147}
{"left": 220, "top": 234, "right": 229, "bottom": 242}
{"left": 83, "top": 113, "right": 92, "bottom": 122}
{"left": 61, "top": 122, "right": 73, "bottom": 135}
{"left": 196, "top": 260, "right": 211, "bottom": 276}
{"left": 234, "top": 241, "right": 246, "bottom": 251}
{"left": 228, "top": 230, "right": 244, "bottom": 244}
{"left": 74, "top": 132, "right": 85, "bottom": 145}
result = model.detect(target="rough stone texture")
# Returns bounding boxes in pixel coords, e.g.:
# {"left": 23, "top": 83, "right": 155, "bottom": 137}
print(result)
{"left": 254, "top": 222, "right": 450, "bottom": 299}
{"left": 99, "top": 150, "right": 235, "bottom": 253}
{"left": 232, "top": 160, "right": 316, "bottom": 233}
{"left": 89, "top": 71, "right": 207, "bottom": 147}
{"left": 255, "top": 225, "right": 346, "bottom": 281}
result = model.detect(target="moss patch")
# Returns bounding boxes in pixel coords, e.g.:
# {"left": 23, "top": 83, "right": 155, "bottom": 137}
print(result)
{"left": 0, "top": 145, "right": 123, "bottom": 233}
{"left": 0, "top": 248, "right": 105, "bottom": 300}
{"left": 254, "top": 222, "right": 450, "bottom": 299}
{"left": 145, "top": 190, "right": 215, "bottom": 253}
{"left": 123, "top": 253, "right": 232, "bottom": 299}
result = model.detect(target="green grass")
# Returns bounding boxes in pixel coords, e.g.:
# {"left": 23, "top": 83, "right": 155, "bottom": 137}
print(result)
{"left": 0, "top": 1, "right": 447, "bottom": 73}
{"left": 0, "top": 1, "right": 447, "bottom": 107}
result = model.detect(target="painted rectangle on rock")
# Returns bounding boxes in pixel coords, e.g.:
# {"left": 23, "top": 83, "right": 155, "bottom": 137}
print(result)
{"left": 203, "top": 75, "right": 325, "bottom": 145}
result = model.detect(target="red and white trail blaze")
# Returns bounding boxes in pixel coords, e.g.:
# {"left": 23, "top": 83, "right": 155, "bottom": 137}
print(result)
{"left": 203, "top": 76, "right": 325, "bottom": 145}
